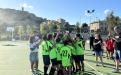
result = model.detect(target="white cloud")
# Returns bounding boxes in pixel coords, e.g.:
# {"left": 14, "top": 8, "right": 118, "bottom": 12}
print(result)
{"left": 104, "top": 9, "right": 112, "bottom": 15}
{"left": 20, "top": 3, "right": 33, "bottom": 9}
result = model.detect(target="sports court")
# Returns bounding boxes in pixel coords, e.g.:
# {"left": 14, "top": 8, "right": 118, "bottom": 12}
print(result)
{"left": 0, "top": 41, "right": 120, "bottom": 75}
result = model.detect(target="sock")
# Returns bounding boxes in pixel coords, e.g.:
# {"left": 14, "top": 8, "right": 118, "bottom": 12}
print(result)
{"left": 44, "top": 66, "right": 48, "bottom": 75}
{"left": 57, "top": 69, "right": 63, "bottom": 75}
{"left": 49, "top": 67, "right": 56, "bottom": 75}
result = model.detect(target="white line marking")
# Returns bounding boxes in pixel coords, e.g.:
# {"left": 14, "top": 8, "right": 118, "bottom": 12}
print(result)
{"left": 85, "top": 61, "right": 103, "bottom": 75}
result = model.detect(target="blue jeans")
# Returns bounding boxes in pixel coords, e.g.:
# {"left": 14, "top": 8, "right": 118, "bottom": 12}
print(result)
{"left": 113, "top": 50, "right": 121, "bottom": 61}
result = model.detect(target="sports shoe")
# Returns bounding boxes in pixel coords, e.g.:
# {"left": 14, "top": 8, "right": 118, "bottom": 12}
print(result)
{"left": 112, "top": 69, "right": 119, "bottom": 73}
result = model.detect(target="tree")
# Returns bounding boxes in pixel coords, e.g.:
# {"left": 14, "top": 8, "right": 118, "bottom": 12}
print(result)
{"left": 75, "top": 22, "right": 81, "bottom": 33}
{"left": 106, "top": 11, "right": 121, "bottom": 34}
{"left": 81, "top": 23, "right": 89, "bottom": 33}
{"left": 65, "top": 22, "right": 70, "bottom": 31}
{"left": 76, "top": 22, "right": 80, "bottom": 26}
{"left": 40, "top": 22, "right": 48, "bottom": 34}
{"left": 82, "top": 23, "right": 88, "bottom": 28}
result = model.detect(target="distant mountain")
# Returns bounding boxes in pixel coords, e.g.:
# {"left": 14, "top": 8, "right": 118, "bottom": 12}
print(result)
{"left": 0, "top": 8, "right": 45, "bottom": 29}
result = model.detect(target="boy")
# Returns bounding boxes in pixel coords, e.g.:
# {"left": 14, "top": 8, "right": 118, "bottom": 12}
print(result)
{"left": 56, "top": 37, "right": 64, "bottom": 75}
{"left": 75, "top": 34, "right": 85, "bottom": 73}
{"left": 41, "top": 34, "right": 53, "bottom": 75}
{"left": 60, "top": 40, "right": 72, "bottom": 75}
{"left": 49, "top": 44, "right": 57, "bottom": 75}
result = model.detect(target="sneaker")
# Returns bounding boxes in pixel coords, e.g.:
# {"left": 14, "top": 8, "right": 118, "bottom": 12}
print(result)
{"left": 96, "top": 64, "right": 99, "bottom": 66}
{"left": 32, "top": 71, "right": 36, "bottom": 75}
{"left": 112, "top": 69, "right": 119, "bottom": 73}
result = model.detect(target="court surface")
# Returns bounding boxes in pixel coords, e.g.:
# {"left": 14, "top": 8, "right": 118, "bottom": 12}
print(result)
{"left": 0, "top": 41, "right": 120, "bottom": 75}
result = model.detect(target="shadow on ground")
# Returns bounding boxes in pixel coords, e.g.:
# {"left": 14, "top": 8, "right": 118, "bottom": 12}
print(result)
{"left": 2, "top": 44, "right": 17, "bottom": 46}
{"left": 83, "top": 71, "right": 97, "bottom": 75}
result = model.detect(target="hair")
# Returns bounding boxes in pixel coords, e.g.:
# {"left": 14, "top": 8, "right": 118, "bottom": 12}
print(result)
{"left": 76, "top": 33, "right": 80, "bottom": 38}
{"left": 63, "top": 40, "right": 68, "bottom": 45}
{"left": 47, "top": 34, "right": 53, "bottom": 40}
{"left": 95, "top": 33, "right": 102, "bottom": 40}
{"left": 56, "top": 37, "right": 61, "bottom": 43}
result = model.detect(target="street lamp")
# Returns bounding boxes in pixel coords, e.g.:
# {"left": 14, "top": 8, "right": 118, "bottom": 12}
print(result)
{"left": 86, "top": 9, "right": 95, "bottom": 35}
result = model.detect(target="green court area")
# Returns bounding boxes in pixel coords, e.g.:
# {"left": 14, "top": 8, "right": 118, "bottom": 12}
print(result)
{"left": 0, "top": 41, "right": 120, "bottom": 75}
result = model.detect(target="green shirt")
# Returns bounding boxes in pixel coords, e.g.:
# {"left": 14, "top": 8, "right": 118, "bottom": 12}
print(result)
{"left": 41, "top": 41, "right": 49, "bottom": 55}
{"left": 56, "top": 43, "right": 64, "bottom": 61}
{"left": 50, "top": 47, "right": 57, "bottom": 59}
{"left": 47, "top": 40, "right": 53, "bottom": 50}
{"left": 67, "top": 45, "right": 76, "bottom": 55}
{"left": 60, "top": 46, "right": 71, "bottom": 67}
{"left": 75, "top": 40, "right": 84, "bottom": 55}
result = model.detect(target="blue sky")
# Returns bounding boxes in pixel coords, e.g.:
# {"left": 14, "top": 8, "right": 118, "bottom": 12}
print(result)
{"left": 0, "top": 0, "right": 121, "bottom": 25}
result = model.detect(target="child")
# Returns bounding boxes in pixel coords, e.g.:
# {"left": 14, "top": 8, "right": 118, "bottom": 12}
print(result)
{"left": 104, "top": 35, "right": 114, "bottom": 59}
{"left": 93, "top": 33, "right": 104, "bottom": 66}
{"left": 56, "top": 37, "right": 64, "bottom": 75}
{"left": 60, "top": 40, "right": 72, "bottom": 75}
{"left": 41, "top": 34, "right": 53, "bottom": 75}
{"left": 49, "top": 44, "right": 57, "bottom": 75}
{"left": 75, "top": 34, "right": 85, "bottom": 73}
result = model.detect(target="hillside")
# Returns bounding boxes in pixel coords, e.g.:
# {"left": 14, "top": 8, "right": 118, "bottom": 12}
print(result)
{"left": 0, "top": 8, "right": 44, "bottom": 28}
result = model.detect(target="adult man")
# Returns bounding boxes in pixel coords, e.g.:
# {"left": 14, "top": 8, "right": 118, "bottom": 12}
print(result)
{"left": 112, "top": 26, "right": 121, "bottom": 73}
{"left": 29, "top": 31, "right": 40, "bottom": 74}
{"left": 90, "top": 34, "right": 95, "bottom": 55}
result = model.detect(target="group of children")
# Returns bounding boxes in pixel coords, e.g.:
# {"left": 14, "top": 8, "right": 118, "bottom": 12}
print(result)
{"left": 41, "top": 32, "right": 85, "bottom": 75}
{"left": 29, "top": 26, "right": 121, "bottom": 75}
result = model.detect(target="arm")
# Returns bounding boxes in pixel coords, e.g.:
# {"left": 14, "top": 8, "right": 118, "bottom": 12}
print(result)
{"left": 93, "top": 41, "right": 101, "bottom": 45}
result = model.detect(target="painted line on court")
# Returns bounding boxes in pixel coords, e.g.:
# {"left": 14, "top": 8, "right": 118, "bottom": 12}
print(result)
{"left": 85, "top": 61, "right": 103, "bottom": 75}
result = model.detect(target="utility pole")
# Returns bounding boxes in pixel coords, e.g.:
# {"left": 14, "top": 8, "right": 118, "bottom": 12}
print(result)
{"left": 86, "top": 9, "right": 95, "bottom": 35}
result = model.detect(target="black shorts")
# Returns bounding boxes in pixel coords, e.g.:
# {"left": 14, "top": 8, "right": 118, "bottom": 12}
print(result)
{"left": 72, "top": 55, "right": 76, "bottom": 61}
{"left": 43, "top": 55, "right": 50, "bottom": 65}
{"left": 57, "top": 60, "right": 62, "bottom": 65}
{"left": 51, "top": 58, "right": 57, "bottom": 66}
{"left": 75, "top": 55, "right": 84, "bottom": 62}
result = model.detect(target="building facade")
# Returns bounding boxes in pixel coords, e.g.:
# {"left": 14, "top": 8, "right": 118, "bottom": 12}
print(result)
{"left": 90, "top": 20, "right": 108, "bottom": 32}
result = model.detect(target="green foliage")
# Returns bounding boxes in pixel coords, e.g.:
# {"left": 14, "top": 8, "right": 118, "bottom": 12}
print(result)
{"left": 81, "top": 23, "right": 89, "bottom": 33}
{"left": 106, "top": 11, "right": 121, "bottom": 34}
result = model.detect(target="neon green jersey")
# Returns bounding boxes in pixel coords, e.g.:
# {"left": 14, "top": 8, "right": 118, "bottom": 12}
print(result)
{"left": 40, "top": 41, "right": 50, "bottom": 55}
{"left": 60, "top": 46, "right": 71, "bottom": 67}
{"left": 50, "top": 47, "right": 57, "bottom": 59}
{"left": 67, "top": 45, "right": 76, "bottom": 55}
{"left": 56, "top": 43, "right": 64, "bottom": 61}
{"left": 75, "top": 40, "right": 84, "bottom": 55}
{"left": 47, "top": 40, "right": 53, "bottom": 50}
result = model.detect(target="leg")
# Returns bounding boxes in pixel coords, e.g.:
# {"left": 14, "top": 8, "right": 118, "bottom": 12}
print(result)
{"left": 99, "top": 51, "right": 104, "bottom": 66}
{"left": 63, "top": 67, "right": 66, "bottom": 75}
{"left": 44, "top": 65, "right": 49, "bottom": 75}
{"left": 81, "top": 61, "right": 84, "bottom": 72}
{"left": 57, "top": 64, "right": 63, "bottom": 75}
{"left": 43, "top": 55, "right": 50, "bottom": 75}
{"left": 68, "top": 66, "right": 72, "bottom": 75}
{"left": 31, "top": 62, "right": 34, "bottom": 72}
{"left": 49, "top": 59, "right": 57, "bottom": 75}
{"left": 96, "top": 56, "right": 98, "bottom": 66}
{"left": 115, "top": 60, "right": 120, "bottom": 70}
{"left": 106, "top": 50, "right": 109, "bottom": 59}
{"left": 49, "top": 66, "right": 56, "bottom": 75}
{"left": 35, "top": 60, "right": 39, "bottom": 73}
{"left": 95, "top": 51, "right": 98, "bottom": 65}
{"left": 99, "top": 56, "right": 104, "bottom": 66}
